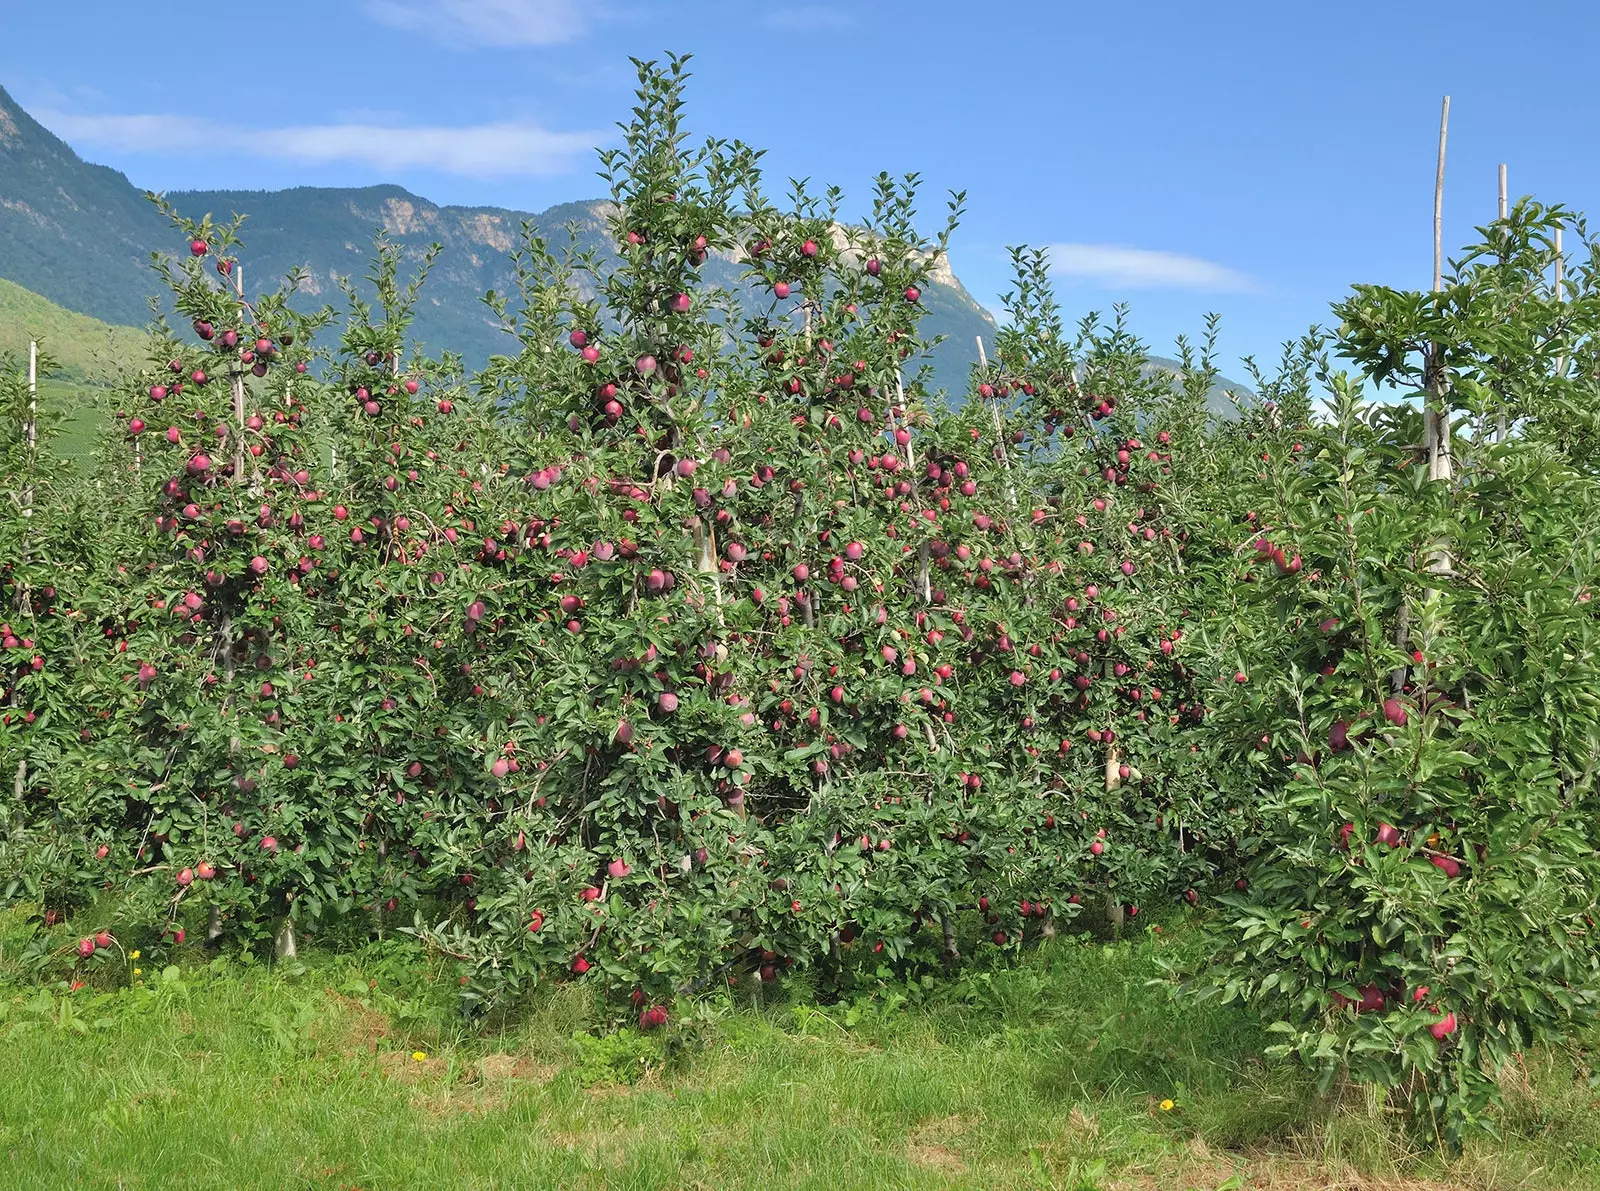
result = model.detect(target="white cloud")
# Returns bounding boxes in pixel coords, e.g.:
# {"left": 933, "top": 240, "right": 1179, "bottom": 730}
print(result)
{"left": 1045, "top": 242, "right": 1261, "bottom": 294}
{"left": 35, "top": 109, "right": 600, "bottom": 179}
{"left": 765, "top": 5, "right": 857, "bottom": 31}
{"left": 38, "top": 111, "right": 222, "bottom": 154}
{"left": 365, "top": 0, "right": 584, "bottom": 47}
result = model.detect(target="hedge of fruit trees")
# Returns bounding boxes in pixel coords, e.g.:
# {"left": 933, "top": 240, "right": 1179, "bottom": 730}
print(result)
{"left": 4, "top": 56, "right": 1600, "bottom": 1142}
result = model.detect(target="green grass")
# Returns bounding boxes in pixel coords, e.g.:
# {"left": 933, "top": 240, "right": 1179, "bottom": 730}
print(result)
{"left": 1, "top": 276, "right": 138, "bottom": 468}
{"left": 0, "top": 916, "right": 1596, "bottom": 1190}
{"left": 0, "top": 277, "right": 147, "bottom": 384}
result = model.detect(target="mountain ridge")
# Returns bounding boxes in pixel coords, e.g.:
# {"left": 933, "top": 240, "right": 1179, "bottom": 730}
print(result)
{"left": 0, "top": 82, "right": 1248, "bottom": 410}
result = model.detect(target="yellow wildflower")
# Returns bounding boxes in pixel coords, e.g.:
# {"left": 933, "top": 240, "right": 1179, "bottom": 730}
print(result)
{"left": 133, "top": 968, "right": 142, "bottom": 977}
{"left": 130, "top": 950, "right": 141, "bottom": 959}
{"left": 1160, "top": 1099, "right": 1175, "bottom": 1112}
{"left": 412, "top": 1051, "right": 427, "bottom": 1062}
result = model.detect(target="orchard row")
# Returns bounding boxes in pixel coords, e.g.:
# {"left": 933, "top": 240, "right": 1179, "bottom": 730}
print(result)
{"left": 4, "top": 55, "right": 1598, "bottom": 1142}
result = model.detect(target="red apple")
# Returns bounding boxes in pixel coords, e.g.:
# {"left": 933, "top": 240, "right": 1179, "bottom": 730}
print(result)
{"left": 1429, "top": 854, "right": 1461, "bottom": 878}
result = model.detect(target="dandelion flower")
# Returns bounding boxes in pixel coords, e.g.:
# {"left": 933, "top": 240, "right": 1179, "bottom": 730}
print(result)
{"left": 1160, "top": 1099, "right": 1175, "bottom": 1112}
{"left": 133, "top": 968, "right": 142, "bottom": 977}
{"left": 412, "top": 1051, "right": 427, "bottom": 1062}
{"left": 130, "top": 950, "right": 141, "bottom": 959}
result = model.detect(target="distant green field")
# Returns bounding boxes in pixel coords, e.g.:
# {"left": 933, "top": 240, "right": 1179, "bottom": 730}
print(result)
{"left": 0, "top": 278, "right": 137, "bottom": 466}
{"left": 0, "top": 276, "right": 147, "bottom": 384}
{"left": 43, "top": 379, "right": 112, "bottom": 464}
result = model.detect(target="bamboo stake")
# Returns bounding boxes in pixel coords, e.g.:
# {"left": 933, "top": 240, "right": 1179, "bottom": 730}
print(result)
{"left": 1497, "top": 164, "right": 1508, "bottom": 443}
{"left": 891, "top": 368, "right": 930, "bottom": 603}
{"left": 11, "top": 342, "right": 38, "bottom": 819}
{"left": 232, "top": 263, "right": 246, "bottom": 485}
{"left": 1425, "top": 98, "right": 1453, "bottom": 496}
{"left": 978, "top": 335, "right": 1018, "bottom": 508}
{"left": 894, "top": 371, "right": 913, "bottom": 471}
{"left": 1555, "top": 225, "right": 1566, "bottom": 378}
{"left": 1433, "top": 100, "right": 1448, "bottom": 295}
{"left": 22, "top": 341, "right": 36, "bottom": 520}
{"left": 1422, "top": 98, "right": 1453, "bottom": 588}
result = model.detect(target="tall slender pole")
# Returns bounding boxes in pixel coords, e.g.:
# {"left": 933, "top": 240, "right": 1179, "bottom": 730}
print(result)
{"left": 1432, "top": 99, "right": 1448, "bottom": 294}
{"left": 13, "top": 341, "right": 38, "bottom": 815}
{"left": 1497, "top": 164, "right": 1508, "bottom": 441}
{"left": 977, "top": 335, "right": 1017, "bottom": 508}
{"left": 1555, "top": 225, "right": 1566, "bottom": 379}
{"left": 232, "top": 263, "right": 246, "bottom": 485}
{"left": 1423, "top": 97, "right": 1453, "bottom": 582}
{"left": 23, "top": 341, "right": 37, "bottom": 518}
{"left": 1426, "top": 98, "right": 1452, "bottom": 488}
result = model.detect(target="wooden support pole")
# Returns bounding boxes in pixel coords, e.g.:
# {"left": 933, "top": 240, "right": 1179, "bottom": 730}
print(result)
{"left": 1433, "top": 100, "right": 1448, "bottom": 295}
{"left": 1425, "top": 98, "right": 1453, "bottom": 494}
{"left": 231, "top": 263, "right": 246, "bottom": 485}
{"left": 1497, "top": 164, "right": 1508, "bottom": 442}
{"left": 977, "top": 335, "right": 1017, "bottom": 507}
{"left": 1555, "top": 225, "right": 1566, "bottom": 379}
{"left": 1424, "top": 97, "right": 1452, "bottom": 579}
{"left": 22, "top": 341, "right": 36, "bottom": 520}
{"left": 12, "top": 341, "right": 38, "bottom": 819}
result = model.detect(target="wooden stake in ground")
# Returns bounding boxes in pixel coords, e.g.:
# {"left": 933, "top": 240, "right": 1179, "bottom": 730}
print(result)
{"left": 232, "top": 263, "right": 247, "bottom": 485}
{"left": 1103, "top": 657, "right": 1123, "bottom": 935}
{"left": 977, "top": 335, "right": 1018, "bottom": 508}
{"left": 22, "top": 340, "right": 36, "bottom": 520}
{"left": 1497, "top": 163, "right": 1508, "bottom": 443}
{"left": 892, "top": 370, "right": 931, "bottom": 602}
{"left": 1555, "top": 225, "right": 1566, "bottom": 379}
{"left": 1424, "top": 98, "right": 1453, "bottom": 503}
{"left": 11, "top": 341, "right": 37, "bottom": 817}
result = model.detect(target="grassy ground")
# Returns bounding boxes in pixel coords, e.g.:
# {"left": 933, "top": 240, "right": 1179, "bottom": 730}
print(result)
{"left": 36, "top": 377, "right": 109, "bottom": 464}
{"left": 0, "top": 277, "right": 147, "bottom": 384}
{"left": 0, "top": 915, "right": 1596, "bottom": 1191}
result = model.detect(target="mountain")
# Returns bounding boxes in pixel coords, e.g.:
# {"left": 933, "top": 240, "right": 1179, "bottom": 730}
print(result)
{"left": 0, "top": 87, "right": 168, "bottom": 328}
{"left": 0, "top": 82, "right": 1247, "bottom": 410}
{"left": 160, "top": 184, "right": 1003, "bottom": 395}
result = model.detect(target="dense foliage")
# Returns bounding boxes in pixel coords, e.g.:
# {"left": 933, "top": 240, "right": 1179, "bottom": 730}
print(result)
{"left": 3, "top": 56, "right": 1597, "bottom": 1144}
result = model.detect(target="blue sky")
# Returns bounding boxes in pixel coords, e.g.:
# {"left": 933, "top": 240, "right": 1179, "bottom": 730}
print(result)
{"left": 4, "top": 0, "right": 1597, "bottom": 378}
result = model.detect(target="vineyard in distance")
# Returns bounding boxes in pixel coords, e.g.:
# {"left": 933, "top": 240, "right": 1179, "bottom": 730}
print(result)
{"left": 4, "top": 54, "right": 1600, "bottom": 1191}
